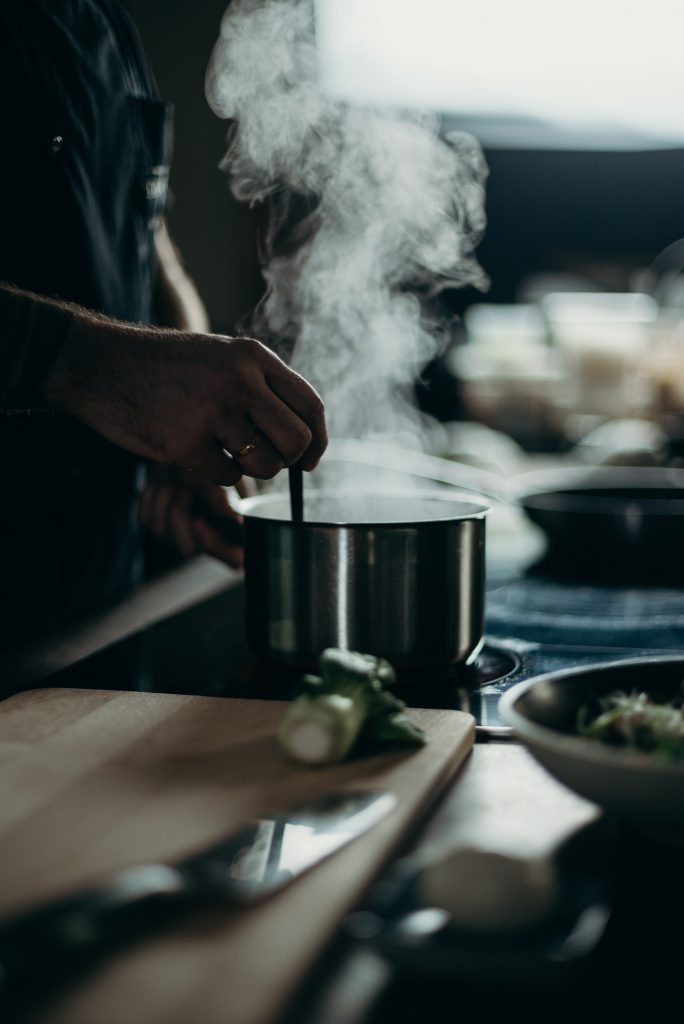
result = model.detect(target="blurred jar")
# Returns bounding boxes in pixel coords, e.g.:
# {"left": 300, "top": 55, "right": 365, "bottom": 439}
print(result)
{"left": 451, "top": 303, "right": 565, "bottom": 448}
{"left": 643, "top": 314, "right": 684, "bottom": 416}
{"left": 542, "top": 292, "right": 657, "bottom": 421}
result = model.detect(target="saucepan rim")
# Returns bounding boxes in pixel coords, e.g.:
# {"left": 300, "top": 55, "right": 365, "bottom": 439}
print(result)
{"left": 237, "top": 488, "right": 491, "bottom": 528}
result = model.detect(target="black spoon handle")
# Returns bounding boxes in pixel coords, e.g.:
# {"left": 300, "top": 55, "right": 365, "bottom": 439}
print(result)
{"left": 289, "top": 464, "right": 304, "bottom": 522}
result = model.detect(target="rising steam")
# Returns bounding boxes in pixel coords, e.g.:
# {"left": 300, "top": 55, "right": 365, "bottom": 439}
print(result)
{"left": 206, "top": 0, "right": 488, "bottom": 442}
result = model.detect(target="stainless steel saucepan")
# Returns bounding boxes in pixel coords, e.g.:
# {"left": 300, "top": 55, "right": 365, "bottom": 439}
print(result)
{"left": 239, "top": 491, "right": 490, "bottom": 672}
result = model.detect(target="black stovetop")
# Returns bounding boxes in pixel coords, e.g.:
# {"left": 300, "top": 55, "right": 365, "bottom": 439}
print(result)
{"left": 42, "top": 565, "right": 684, "bottom": 737}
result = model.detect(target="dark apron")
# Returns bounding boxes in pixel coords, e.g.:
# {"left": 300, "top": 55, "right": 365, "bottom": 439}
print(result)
{"left": 0, "top": 0, "right": 173, "bottom": 648}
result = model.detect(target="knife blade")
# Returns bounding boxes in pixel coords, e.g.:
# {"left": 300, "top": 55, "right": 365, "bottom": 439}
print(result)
{"left": 0, "top": 789, "right": 396, "bottom": 999}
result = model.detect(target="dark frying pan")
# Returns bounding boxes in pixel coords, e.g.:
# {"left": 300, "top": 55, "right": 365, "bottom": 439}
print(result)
{"left": 512, "top": 466, "right": 684, "bottom": 583}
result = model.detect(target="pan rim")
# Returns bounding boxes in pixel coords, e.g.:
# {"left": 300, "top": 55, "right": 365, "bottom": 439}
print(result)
{"left": 519, "top": 488, "right": 684, "bottom": 516}
{"left": 238, "top": 488, "right": 492, "bottom": 528}
{"left": 499, "top": 656, "right": 684, "bottom": 779}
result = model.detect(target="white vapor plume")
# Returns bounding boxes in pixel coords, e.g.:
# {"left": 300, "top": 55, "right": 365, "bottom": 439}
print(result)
{"left": 206, "top": 0, "right": 488, "bottom": 443}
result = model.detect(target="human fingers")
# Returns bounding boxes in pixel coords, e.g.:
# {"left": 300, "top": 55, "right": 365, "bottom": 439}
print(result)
{"left": 138, "top": 483, "right": 155, "bottom": 527}
{"left": 168, "top": 501, "right": 199, "bottom": 557}
{"left": 214, "top": 422, "right": 284, "bottom": 481}
{"left": 236, "top": 476, "right": 256, "bottom": 498}
{"left": 151, "top": 483, "right": 176, "bottom": 539}
{"left": 248, "top": 394, "right": 315, "bottom": 468}
{"left": 191, "top": 476, "right": 243, "bottom": 521}
{"left": 186, "top": 440, "right": 245, "bottom": 488}
{"left": 265, "top": 365, "right": 327, "bottom": 470}
{"left": 185, "top": 475, "right": 245, "bottom": 551}
{"left": 139, "top": 464, "right": 176, "bottom": 527}
{"left": 192, "top": 517, "right": 244, "bottom": 568}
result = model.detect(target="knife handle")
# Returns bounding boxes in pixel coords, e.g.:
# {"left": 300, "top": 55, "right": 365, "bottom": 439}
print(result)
{"left": 0, "top": 864, "right": 190, "bottom": 996}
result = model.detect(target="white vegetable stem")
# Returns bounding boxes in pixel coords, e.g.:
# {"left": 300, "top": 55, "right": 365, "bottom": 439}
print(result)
{"left": 277, "top": 694, "right": 366, "bottom": 765}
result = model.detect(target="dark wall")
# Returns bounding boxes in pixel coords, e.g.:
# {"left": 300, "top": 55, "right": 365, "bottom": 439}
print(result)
{"left": 123, "top": 2, "right": 684, "bottom": 331}
{"left": 123, "top": 0, "right": 264, "bottom": 333}
{"left": 476, "top": 145, "right": 684, "bottom": 303}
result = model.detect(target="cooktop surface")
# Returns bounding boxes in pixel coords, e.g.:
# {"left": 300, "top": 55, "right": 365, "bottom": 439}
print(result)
{"left": 40, "top": 569, "right": 684, "bottom": 737}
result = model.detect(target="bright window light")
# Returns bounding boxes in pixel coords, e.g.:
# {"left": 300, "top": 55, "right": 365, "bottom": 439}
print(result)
{"left": 315, "top": 0, "right": 684, "bottom": 142}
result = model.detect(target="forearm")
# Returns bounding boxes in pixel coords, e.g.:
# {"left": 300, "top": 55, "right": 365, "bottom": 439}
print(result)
{"left": 0, "top": 284, "right": 169, "bottom": 454}
{"left": 153, "top": 221, "right": 210, "bottom": 333}
{"left": 2, "top": 281, "right": 326, "bottom": 487}
{"left": 0, "top": 283, "right": 75, "bottom": 410}
{"left": 43, "top": 308, "right": 189, "bottom": 468}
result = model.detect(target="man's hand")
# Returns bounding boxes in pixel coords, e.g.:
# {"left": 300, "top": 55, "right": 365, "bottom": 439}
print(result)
{"left": 139, "top": 466, "right": 252, "bottom": 568}
{"left": 43, "top": 315, "right": 327, "bottom": 486}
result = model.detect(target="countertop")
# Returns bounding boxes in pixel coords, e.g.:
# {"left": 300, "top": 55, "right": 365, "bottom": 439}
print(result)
{"left": 0, "top": 557, "right": 680, "bottom": 1024}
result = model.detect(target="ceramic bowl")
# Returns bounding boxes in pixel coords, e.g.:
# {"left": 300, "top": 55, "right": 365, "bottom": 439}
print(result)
{"left": 499, "top": 656, "right": 684, "bottom": 844}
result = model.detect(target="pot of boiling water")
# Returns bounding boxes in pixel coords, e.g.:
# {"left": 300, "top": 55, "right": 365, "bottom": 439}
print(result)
{"left": 239, "top": 491, "right": 490, "bottom": 672}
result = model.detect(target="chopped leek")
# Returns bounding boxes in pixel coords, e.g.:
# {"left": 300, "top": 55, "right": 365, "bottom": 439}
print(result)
{"left": 277, "top": 648, "right": 426, "bottom": 765}
{"left": 577, "top": 688, "right": 684, "bottom": 760}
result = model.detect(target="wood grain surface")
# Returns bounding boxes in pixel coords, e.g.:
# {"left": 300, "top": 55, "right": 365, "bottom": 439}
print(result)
{"left": 0, "top": 688, "right": 474, "bottom": 1024}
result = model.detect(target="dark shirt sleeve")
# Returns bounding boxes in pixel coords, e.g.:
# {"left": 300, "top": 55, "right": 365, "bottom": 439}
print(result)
{"left": 0, "top": 284, "right": 74, "bottom": 411}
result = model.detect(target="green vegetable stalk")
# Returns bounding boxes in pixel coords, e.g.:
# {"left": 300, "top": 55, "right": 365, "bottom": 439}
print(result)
{"left": 277, "top": 648, "right": 426, "bottom": 765}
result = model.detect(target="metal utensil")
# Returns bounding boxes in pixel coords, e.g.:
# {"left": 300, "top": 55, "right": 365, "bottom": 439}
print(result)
{"left": 343, "top": 818, "right": 612, "bottom": 985}
{"left": 0, "top": 789, "right": 396, "bottom": 997}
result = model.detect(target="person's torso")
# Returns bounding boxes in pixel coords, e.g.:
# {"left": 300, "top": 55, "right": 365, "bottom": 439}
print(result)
{"left": 0, "top": 0, "right": 173, "bottom": 320}
{"left": 0, "top": 0, "right": 174, "bottom": 646}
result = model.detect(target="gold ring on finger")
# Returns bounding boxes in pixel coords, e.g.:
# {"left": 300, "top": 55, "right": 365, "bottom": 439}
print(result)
{"left": 232, "top": 431, "right": 263, "bottom": 459}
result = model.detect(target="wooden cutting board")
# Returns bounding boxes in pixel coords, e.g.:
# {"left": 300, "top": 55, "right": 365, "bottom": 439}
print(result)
{"left": 0, "top": 687, "right": 474, "bottom": 1024}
